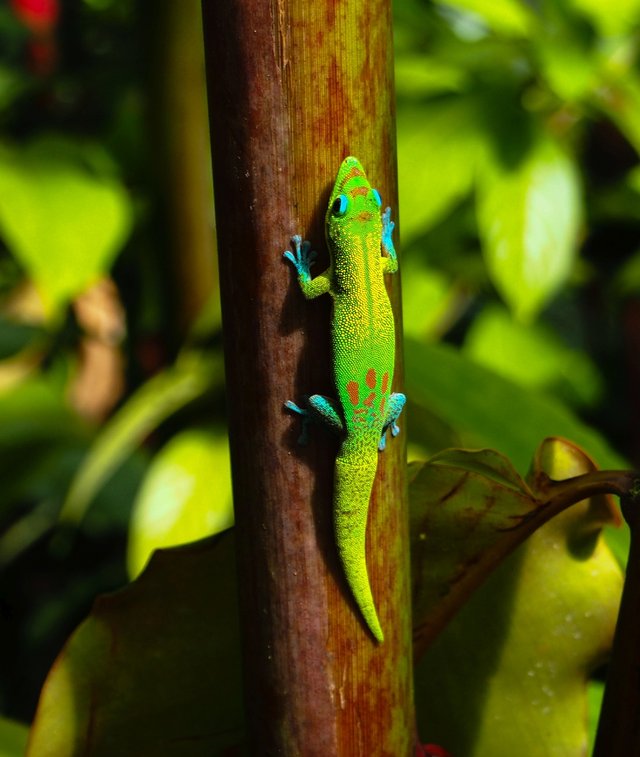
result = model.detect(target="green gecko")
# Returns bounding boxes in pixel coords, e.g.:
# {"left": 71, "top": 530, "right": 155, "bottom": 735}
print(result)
{"left": 283, "top": 156, "right": 405, "bottom": 643}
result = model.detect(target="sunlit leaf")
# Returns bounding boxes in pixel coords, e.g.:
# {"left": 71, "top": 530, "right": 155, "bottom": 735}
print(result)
{"left": 437, "top": 0, "right": 534, "bottom": 36}
{"left": 477, "top": 132, "right": 581, "bottom": 322}
{"left": 398, "top": 97, "right": 488, "bottom": 239}
{"left": 414, "top": 438, "right": 622, "bottom": 755}
{"left": 464, "top": 304, "right": 602, "bottom": 406}
{"left": 401, "top": 259, "right": 458, "bottom": 340}
{"left": 27, "top": 535, "right": 244, "bottom": 757}
{"left": 0, "top": 138, "right": 132, "bottom": 313}
{"left": 128, "top": 428, "right": 233, "bottom": 578}
{"left": 567, "top": 0, "right": 640, "bottom": 37}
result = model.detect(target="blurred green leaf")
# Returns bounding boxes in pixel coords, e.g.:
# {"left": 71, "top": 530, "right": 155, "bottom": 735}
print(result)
{"left": 394, "top": 55, "right": 467, "bottom": 97}
{"left": 27, "top": 535, "right": 244, "bottom": 757}
{"left": 477, "top": 131, "right": 581, "bottom": 321}
{"left": 0, "top": 315, "right": 43, "bottom": 359}
{"left": 0, "top": 138, "right": 132, "bottom": 313}
{"left": 593, "top": 73, "right": 640, "bottom": 157}
{"left": 536, "top": 21, "right": 598, "bottom": 102}
{"left": 405, "top": 337, "right": 624, "bottom": 472}
{"left": 398, "top": 96, "right": 488, "bottom": 239}
{"left": 567, "top": 0, "right": 640, "bottom": 37}
{"left": 0, "top": 717, "right": 29, "bottom": 757}
{"left": 60, "top": 352, "right": 221, "bottom": 526}
{"left": 437, "top": 0, "right": 534, "bottom": 36}
{"left": 128, "top": 428, "right": 233, "bottom": 578}
{"left": 464, "top": 304, "right": 602, "bottom": 406}
{"left": 401, "top": 258, "right": 460, "bottom": 340}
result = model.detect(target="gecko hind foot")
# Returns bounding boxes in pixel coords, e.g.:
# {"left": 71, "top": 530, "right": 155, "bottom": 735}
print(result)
{"left": 284, "top": 400, "right": 311, "bottom": 445}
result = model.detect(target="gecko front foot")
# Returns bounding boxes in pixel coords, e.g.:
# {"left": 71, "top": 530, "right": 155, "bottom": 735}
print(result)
{"left": 382, "top": 207, "right": 396, "bottom": 257}
{"left": 283, "top": 235, "right": 317, "bottom": 282}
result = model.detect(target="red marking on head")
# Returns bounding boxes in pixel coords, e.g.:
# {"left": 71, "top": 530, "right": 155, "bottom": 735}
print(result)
{"left": 346, "top": 381, "right": 359, "bottom": 406}
{"left": 366, "top": 368, "right": 377, "bottom": 389}
{"left": 380, "top": 396, "right": 386, "bottom": 415}
{"left": 344, "top": 166, "right": 364, "bottom": 182}
{"left": 357, "top": 211, "right": 374, "bottom": 222}
{"left": 350, "top": 185, "right": 369, "bottom": 198}
{"left": 364, "top": 392, "right": 375, "bottom": 407}
{"left": 381, "top": 371, "right": 389, "bottom": 393}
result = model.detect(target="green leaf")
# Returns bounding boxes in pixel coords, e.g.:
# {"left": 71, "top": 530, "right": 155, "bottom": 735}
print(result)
{"left": 477, "top": 132, "right": 581, "bottom": 321}
{"left": 405, "top": 337, "right": 624, "bottom": 471}
{"left": 414, "top": 438, "right": 622, "bottom": 755}
{"left": 127, "top": 428, "right": 233, "bottom": 578}
{"left": 0, "top": 315, "right": 43, "bottom": 359}
{"left": 60, "top": 352, "right": 221, "bottom": 526}
{"left": 401, "top": 258, "right": 456, "bottom": 340}
{"left": 398, "top": 97, "right": 488, "bottom": 239}
{"left": 27, "top": 535, "right": 245, "bottom": 757}
{"left": 0, "top": 717, "right": 29, "bottom": 756}
{"left": 437, "top": 0, "right": 534, "bottom": 36}
{"left": 0, "top": 138, "right": 132, "bottom": 313}
{"left": 566, "top": 0, "right": 640, "bottom": 37}
{"left": 464, "top": 304, "right": 602, "bottom": 406}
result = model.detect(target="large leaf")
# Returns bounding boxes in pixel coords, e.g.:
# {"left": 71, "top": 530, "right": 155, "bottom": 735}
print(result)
{"left": 0, "top": 138, "right": 132, "bottom": 313}
{"left": 414, "top": 438, "right": 623, "bottom": 755}
{"left": 398, "top": 97, "right": 488, "bottom": 239}
{"left": 476, "top": 132, "right": 581, "bottom": 322}
{"left": 127, "top": 428, "right": 233, "bottom": 578}
{"left": 26, "top": 535, "right": 244, "bottom": 757}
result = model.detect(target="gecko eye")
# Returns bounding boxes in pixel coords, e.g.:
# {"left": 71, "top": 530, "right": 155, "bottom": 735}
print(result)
{"left": 371, "top": 189, "right": 382, "bottom": 207}
{"left": 331, "top": 194, "right": 349, "bottom": 217}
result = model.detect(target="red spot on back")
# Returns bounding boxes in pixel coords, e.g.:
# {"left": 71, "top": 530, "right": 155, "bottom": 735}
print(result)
{"left": 346, "top": 381, "right": 359, "bottom": 406}
{"left": 380, "top": 396, "right": 386, "bottom": 415}
{"left": 364, "top": 392, "right": 375, "bottom": 407}
{"left": 366, "top": 368, "right": 377, "bottom": 389}
{"left": 381, "top": 371, "right": 389, "bottom": 393}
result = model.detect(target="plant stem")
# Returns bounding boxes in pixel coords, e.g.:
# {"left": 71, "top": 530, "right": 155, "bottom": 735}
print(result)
{"left": 200, "top": 0, "right": 414, "bottom": 754}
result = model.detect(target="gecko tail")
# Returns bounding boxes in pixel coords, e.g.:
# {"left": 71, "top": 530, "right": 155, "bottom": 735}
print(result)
{"left": 333, "top": 454, "right": 384, "bottom": 642}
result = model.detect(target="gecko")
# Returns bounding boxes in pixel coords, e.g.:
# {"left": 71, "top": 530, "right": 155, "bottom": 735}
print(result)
{"left": 283, "top": 156, "right": 406, "bottom": 642}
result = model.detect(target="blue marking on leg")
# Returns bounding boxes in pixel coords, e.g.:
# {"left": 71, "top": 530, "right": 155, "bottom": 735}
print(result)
{"left": 284, "top": 399, "right": 312, "bottom": 445}
{"left": 382, "top": 207, "right": 396, "bottom": 259}
{"left": 283, "top": 236, "right": 317, "bottom": 281}
{"left": 379, "top": 392, "right": 406, "bottom": 451}
{"left": 307, "top": 395, "right": 344, "bottom": 435}
{"left": 285, "top": 394, "right": 344, "bottom": 445}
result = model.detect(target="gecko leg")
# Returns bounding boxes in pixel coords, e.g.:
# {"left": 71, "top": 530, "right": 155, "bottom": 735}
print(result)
{"left": 285, "top": 394, "right": 344, "bottom": 445}
{"left": 378, "top": 392, "right": 406, "bottom": 451}
{"left": 283, "top": 235, "right": 316, "bottom": 280}
{"left": 381, "top": 207, "right": 395, "bottom": 255}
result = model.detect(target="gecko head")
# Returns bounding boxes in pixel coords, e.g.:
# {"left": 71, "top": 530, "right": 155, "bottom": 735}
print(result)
{"left": 325, "top": 156, "right": 383, "bottom": 254}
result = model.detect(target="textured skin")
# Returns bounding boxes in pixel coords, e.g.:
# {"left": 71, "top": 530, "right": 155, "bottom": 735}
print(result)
{"left": 283, "top": 157, "right": 405, "bottom": 642}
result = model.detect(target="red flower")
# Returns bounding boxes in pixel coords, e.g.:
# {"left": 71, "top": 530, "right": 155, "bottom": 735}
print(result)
{"left": 11, "top": 0, "right": 59, "bottom": 34}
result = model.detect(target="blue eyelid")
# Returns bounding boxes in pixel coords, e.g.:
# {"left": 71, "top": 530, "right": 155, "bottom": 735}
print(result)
{"left": 332, "top": 194, "right": 349, "bottom": 216}
{"left": 371, "top": 189, "right": 382, "bottom": 207}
